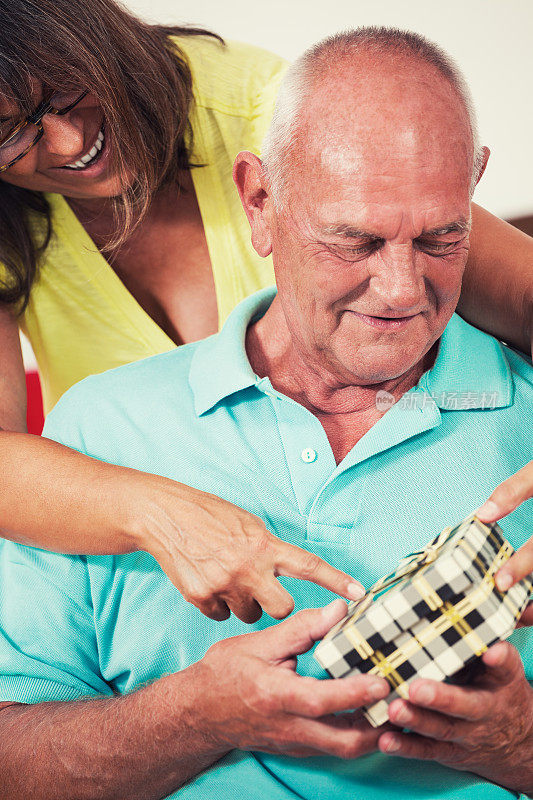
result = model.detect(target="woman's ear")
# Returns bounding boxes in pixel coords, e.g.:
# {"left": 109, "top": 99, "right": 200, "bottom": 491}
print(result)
{"left": 233, "top": 151, "right": 273, "bottom": 257}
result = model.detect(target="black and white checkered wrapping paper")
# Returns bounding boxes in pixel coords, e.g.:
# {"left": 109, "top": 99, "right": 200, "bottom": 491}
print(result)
{"left": 314, "top": 514, "right": 533, "bottom": 727}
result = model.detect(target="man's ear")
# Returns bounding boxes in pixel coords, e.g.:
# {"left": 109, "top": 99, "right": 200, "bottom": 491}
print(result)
{"left": 475, "top": 146, "right": 491, "bottom": 186}
{"left": 233, "top": 151, "right": 273, "bottom": 257}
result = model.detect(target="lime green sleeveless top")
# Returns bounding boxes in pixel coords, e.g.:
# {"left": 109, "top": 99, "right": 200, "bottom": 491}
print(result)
{"left": 13, "top": 36, "right": 287, "bottom": 414}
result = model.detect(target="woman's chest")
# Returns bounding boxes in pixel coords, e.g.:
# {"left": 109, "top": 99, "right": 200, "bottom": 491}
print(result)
{"left": 110, "top": 212, "right": 218, "bottom": 345}
{"left": 74, "top": 184, "right": 219, "bottom": 346}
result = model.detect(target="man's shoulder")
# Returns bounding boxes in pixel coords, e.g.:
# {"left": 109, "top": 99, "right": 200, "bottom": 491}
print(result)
{"left": 499, "top": 341, "right": 533, "bottom": 420}
{"left": 446, "top": 313, "right": 533, "bottom": 389}
{"left": 43, "top": 339, "right": 205, "bottom": 447}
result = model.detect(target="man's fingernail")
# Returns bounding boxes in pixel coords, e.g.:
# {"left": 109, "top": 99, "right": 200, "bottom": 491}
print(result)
{"left": 369, "top": 681, "right": 389, "bottom": 700}
{"left": 476, "top": 500, "right": 499, "bottom": 519}
{"left": 325, "top": 599, "right": 345, "bottom": 610}
{"left": 323, "top": 599, "right": 348, "bottom": 619}
{"left": 412, "top": 684, "right": 435, "bottom": 704}
{"left": 347, "top": 582, "right": 366, "bottom": 600}
{"left": 391, "top": 703, "right": 412, "bottom": 725}
{"left": 384, "top": 735, "right": 401, "bottom": 753}
{"left": 496, "top": 572, "right": 513, "bottom": 591}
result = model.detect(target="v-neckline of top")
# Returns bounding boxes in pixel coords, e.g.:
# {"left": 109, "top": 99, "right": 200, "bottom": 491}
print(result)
{"left": 44, "top": 96, "right": 235, "bottom": 351}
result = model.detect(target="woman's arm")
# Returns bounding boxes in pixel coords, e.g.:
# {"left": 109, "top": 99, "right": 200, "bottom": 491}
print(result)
{"left": 0, "top": 309, "right": 363, "bottom": 622}
{"left": 0, "top": 305, "right": 27, "bottom": 433}
{"left": 460, "top": 203, "right": 533, "bottom": 356}
{"left": 459, "top": 208, "right": 533, "bottom": 589}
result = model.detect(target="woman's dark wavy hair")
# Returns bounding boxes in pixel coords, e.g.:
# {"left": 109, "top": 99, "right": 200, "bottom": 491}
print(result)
{"left": 0, "top": 0, "right": 223, "bottom": 310}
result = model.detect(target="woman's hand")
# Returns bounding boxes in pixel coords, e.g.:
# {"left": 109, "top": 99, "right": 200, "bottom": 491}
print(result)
{"left": 476, "top": 461, "right": 533, "bottom": 601}
{"left": 379, "top": 642, "right": 533, "bottom": 794}
{"left": 0, "top": 433, "right": 363, "bottom": 625}
{"left": 133, "top": 475, "right": 365, "bottom": 623}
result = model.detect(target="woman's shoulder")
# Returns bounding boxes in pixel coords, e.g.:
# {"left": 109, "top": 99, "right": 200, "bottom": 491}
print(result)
{"left": 169, "top": 35, "right": 289, "bottom": 119}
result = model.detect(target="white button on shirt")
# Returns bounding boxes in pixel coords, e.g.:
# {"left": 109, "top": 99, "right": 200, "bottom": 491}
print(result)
{"left": 301, "top": 448, "right": 317, "bottom": 463}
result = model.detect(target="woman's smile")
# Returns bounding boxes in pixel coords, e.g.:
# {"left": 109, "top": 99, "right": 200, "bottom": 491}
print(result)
{"left": 61, "top": 125, "right": 105, "bottom": 170}
{"left": 48, "top": 120, "right": 111, "bottom": 180}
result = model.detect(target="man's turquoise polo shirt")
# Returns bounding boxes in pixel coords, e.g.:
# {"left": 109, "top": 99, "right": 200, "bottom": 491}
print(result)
{"left": 1, "top": 287, "right": 532, "bottom": 800}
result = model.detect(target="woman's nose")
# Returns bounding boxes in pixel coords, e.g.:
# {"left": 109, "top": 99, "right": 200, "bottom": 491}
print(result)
{"left": 40, "top": 113, "right": 85, "bottom": 159}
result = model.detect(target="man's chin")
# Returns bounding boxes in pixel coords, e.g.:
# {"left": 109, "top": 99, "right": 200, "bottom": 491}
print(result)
{"left": 334, "top": 348, "right": 432, "bottom": 386}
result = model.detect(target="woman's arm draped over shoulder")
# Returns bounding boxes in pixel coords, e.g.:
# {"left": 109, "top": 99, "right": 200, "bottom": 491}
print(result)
{"left": 460, "top": 207, "right": 533, "bottom": 591}
{"left": 460, "top": 203, "right": 533, "bottom": 356}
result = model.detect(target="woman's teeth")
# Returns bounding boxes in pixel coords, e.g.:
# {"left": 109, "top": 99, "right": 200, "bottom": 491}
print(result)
{"left": 63, "top": 128, "right": 104, "bottom": 170}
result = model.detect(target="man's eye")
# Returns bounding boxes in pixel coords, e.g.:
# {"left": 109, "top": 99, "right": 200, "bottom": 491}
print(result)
{"left": 418, "top": 240, "right": 462, "bottom": 253}
{"left": 333, "top": 242, "right": 380, "bottom": 258}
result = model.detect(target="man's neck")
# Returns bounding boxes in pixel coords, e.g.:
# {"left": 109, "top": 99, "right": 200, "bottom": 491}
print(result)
{"left": 245, "top": 296, "right": 439, "bottom": 463}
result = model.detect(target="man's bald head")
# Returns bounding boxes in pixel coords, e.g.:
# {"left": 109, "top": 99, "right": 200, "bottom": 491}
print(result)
{"left": 234, "top": 27, "right": 489, "bottom": 388}
{"left": 262, "top": 27, "right": 485, "bottom": 205}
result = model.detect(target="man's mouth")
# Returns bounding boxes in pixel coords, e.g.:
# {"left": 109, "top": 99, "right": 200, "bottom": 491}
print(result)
{"left": 350, "top": 311, "right": 420, "bottom": 329}
{"left": 61, "top": 125, "right": 105, "bottom": 170}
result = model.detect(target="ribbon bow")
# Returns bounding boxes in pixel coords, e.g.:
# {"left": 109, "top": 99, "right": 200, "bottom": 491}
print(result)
{"left": 347, "top": 514, "right": 478, "bottom": 619}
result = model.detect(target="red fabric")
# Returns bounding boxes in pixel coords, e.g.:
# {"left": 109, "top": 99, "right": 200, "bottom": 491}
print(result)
{"left": 25, "top": 371, "right": 44, "bottom": 435}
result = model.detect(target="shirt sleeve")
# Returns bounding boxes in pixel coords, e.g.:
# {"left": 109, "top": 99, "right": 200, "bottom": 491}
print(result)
{"left": 0, "top": 378, "right": 114, "bottom": 705}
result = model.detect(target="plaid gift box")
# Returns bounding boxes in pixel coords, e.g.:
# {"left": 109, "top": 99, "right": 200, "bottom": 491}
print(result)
{"left": 314, "top": 513, "right": 533, "bottom": 727}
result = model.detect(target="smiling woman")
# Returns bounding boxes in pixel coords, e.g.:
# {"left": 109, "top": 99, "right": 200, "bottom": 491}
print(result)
{"left": 0, "top": 0, "right": 366, "bottom": 625}
{"left": 0, "top": 0, "right": 223, "bottom": 306}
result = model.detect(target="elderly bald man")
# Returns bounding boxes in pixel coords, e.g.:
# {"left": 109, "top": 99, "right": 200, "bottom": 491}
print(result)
{"left": 0, "top": 27, "right": 532, "bottom": 800}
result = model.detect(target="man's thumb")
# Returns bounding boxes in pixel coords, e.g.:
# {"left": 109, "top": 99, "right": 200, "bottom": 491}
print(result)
{"left": 254, "top": 599, "right": 348, "bottom": 661}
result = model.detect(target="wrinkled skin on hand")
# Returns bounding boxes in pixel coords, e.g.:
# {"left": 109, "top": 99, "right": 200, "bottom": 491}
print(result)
{"left": 192, "top": 600, "right": 392, "bottom": 759}
{"left": 379, "top": 641, "right": 533, "bottom": 794}
{"left": 140, "top": 480, "right": 364, "bottom": 623}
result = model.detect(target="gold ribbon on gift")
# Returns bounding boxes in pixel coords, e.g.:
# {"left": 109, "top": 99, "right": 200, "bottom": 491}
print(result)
{"left": 347, "top": 514, "right": 479, "bottom": 620}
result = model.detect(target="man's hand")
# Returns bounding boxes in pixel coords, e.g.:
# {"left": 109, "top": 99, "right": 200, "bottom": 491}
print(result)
{"left": 139, "top": 479, "right": 365, "bottom": 623}
{"left": 193, "top": 599, "right": 391, "bottom": 759}
{"left": 476, "top": 461, "right": 533, "bottom": 619}
{"left": 378, "top": 642, "right": 533, "bottom": 794}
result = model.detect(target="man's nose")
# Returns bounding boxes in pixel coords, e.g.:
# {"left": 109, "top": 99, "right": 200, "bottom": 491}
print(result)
{"left": 370, "top": 244, "right": 425, "bottom": 312}
{"left": 40, "top": 113, "right": 85, "bottom": 159}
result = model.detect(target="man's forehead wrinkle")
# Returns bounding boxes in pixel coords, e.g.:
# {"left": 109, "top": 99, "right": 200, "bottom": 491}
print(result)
{"left": 318, "top": 217, "right": 469, "bottom": 240}
{"left": 302, "top": 102, "right": 471, "bottom": 183}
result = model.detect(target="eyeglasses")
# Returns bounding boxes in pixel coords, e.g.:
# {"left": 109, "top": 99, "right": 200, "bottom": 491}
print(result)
{"left": 0, "top": 89, "right": 88, "bottom": 173}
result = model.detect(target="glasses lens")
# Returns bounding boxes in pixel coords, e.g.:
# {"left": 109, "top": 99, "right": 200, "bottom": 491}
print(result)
{"left": 0, "top": 123, "right": 40, "bottom": 167}
{"left": 50, "top": 90, "right": 86, "bottom": 112}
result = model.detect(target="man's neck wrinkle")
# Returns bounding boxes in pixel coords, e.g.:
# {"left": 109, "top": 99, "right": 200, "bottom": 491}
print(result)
{"left": 246, "top": 311, "right": 435, "bottom": 418}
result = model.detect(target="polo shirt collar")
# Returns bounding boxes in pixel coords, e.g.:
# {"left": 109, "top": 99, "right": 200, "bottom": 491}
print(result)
{"left": 418, "top": 313, "right": 513, "bottom": 410}
{"left": 190, "top": 287, "right": 276, "bottom": 416}
{"left": 189, "top": 286, "right": 514, "bottom": 416}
